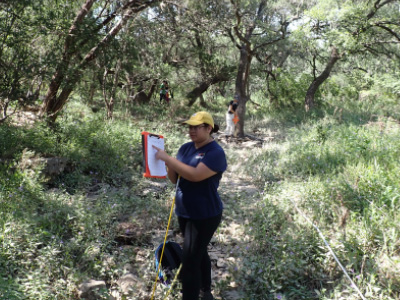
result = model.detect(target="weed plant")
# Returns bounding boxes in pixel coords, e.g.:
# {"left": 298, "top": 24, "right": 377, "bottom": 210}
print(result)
{"left": 239, "top": 102, "right": 400, "bottom": 299}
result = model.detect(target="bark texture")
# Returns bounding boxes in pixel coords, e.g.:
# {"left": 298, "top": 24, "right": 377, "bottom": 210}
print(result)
{"left": 305, "top": 47, "right": 340, "bottom": 112}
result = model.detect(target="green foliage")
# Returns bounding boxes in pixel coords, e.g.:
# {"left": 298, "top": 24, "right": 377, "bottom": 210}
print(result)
{"left": 268, "top": 72, "right": 313, "bottom": 108}
{"left": 234, "top": 198, "right": 329, "bottom": 299}
{"left": 1, "top": 106, "right": 143, "bottom": 189}
{"left": 241, "top": 107, "right": 400, "bottom": 299}
{"left": 56, "top": 115, "right": 141, "bottom": 187}
{"left": 246, "top": 115, "right": 400, "bottom": 180}
{"left": 0, "top": 98, "right": 196, "bottom": 299}
{"left": 2, "top": 88, "right": 400, "bottom": 299}
{"left": 0, "top": 0, "right": 81, "bottom": 104}
{"left": 1, "top": 0, "right": 400, "bottom": 298}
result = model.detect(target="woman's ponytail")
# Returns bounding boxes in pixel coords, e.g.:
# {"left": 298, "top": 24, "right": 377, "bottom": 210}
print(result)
{"left": 212, "top": 124, "right": 219, "bottom": 133}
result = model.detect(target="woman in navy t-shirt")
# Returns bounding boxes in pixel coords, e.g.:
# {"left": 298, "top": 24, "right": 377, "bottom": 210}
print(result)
{"left": 153, "top": 111, "right": 227, "bottom": 300}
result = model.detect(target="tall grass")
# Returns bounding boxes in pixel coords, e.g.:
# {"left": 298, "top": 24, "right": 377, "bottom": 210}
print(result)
{"left": 1, "top": 91, "right": 399, "bottom": 299}
{"left": 0, "top": 101, "right": 176, "bottom": 299}
{"left": 239, "top": 107, "right": 400, "bottom": 299}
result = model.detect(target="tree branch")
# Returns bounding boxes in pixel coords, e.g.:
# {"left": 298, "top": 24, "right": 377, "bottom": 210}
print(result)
{"left": 374, "top": 23, "right": 400, "bottom": 42}
{"left": 367, "top": 0, "right": 397, "bottom": 19}
{"left": 226, "top": 28, "right": 242, "bottom": 50}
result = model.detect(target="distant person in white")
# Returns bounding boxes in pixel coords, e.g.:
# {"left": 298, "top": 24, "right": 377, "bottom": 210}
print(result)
{"left": 225, "top": 98, "right": 238, "bottom": 135}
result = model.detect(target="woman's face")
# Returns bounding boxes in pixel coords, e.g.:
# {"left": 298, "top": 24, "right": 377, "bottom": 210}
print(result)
{"left": 188, "top": 124, "right": 211, "bottom": 142}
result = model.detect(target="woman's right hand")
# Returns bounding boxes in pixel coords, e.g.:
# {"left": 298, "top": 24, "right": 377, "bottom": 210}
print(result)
{"left": 152, "top": 145, "right": 169, "bottom": 162}
{"left": 152, "top": 146, "right": 179, "bottom": 183}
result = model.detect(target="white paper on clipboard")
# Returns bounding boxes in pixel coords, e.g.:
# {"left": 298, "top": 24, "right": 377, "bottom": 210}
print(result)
{"left": 147, "top": 135, "right": 167, "bottom": 177}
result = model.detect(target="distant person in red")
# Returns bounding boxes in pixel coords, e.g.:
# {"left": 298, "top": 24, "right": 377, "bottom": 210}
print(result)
{"left": 160, "top": 80, "right": 172, "bottom": 104}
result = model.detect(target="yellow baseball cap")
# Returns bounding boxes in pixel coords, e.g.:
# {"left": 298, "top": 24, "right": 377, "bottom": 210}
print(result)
{"left": 183, "top": 111, "right": 214, "bottom": 128}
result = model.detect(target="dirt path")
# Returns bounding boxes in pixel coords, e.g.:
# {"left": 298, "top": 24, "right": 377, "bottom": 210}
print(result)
{"left": 210, "top": 135, "right": 264, "bottom": 299}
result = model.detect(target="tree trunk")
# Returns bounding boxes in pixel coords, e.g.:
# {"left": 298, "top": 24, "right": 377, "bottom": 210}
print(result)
{"left": 187, "top": 72, "right": 230, "bottom": 106}
{"left": 305, "top": 47, "right": 340, "bottom": 112}
{"left": 0, "top": 99, "right": 13, "bottom": 124}
{"left": 40, "top": 0, "right": 96, "bottom": 119}
{"left": 40, "top": 0, "right": 157, "bottom": 122}
{"left": 88, "top": 70, "right": 98, "bottom": 105}
{"left": 102, "top": 59, "right": 121, "bottom": 120}
{"left": 148, "top": 79, "right": 158, "bottom": 100}
{"left": 102, "top": 69, "right": 111, "bottom": 118}
{"left": 132, "top": 79, "right": 158, "bottom": 104}
{"left": 266, "top": 77, "right": 278, "bottom": 106}
{"left": 187, "top": 82, "right": 209, "bottom": 106}
{"left": 199, "top": 94, "right": 207, "bottom": 108}
{"left": 230, "top": 0, "right": 269, "bottom": 138}
{"left": 234, "top": 46, "right": 252, "bottom": 138}
{"left": 187, "top": 30, "right": 218, "bottom": 107}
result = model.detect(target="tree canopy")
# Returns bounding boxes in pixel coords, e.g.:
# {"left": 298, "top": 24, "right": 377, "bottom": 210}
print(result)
{"left": 1, "top": 1, "right": 400, "bottom": 299}
{"left": 1, "top": 0, "right": 399, "bottom": 130}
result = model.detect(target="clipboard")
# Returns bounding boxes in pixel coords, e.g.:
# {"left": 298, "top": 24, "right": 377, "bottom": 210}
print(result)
{"left": 141, "top": 131, "right": 167, "bottom": 178}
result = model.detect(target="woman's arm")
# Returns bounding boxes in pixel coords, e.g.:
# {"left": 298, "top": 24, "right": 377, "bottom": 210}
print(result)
{"left": 153, "top": 146, "right": 216, "bottom": 182}
{"left": 167, "top": 164, "right": 178, "bottom": 184}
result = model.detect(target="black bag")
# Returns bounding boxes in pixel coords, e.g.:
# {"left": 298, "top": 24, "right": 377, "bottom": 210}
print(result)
{"left": 155, "top": 241, "right": 183, "bottom": 285}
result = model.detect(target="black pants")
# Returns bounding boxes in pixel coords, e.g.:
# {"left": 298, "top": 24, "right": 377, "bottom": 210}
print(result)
{"left": 178, "top": 214, "right": 222, "bottom": 300}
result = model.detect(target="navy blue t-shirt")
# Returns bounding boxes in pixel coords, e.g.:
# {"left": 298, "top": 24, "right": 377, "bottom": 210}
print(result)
{"left": 175, "top": 140, "right": 227, "bottom": 220}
